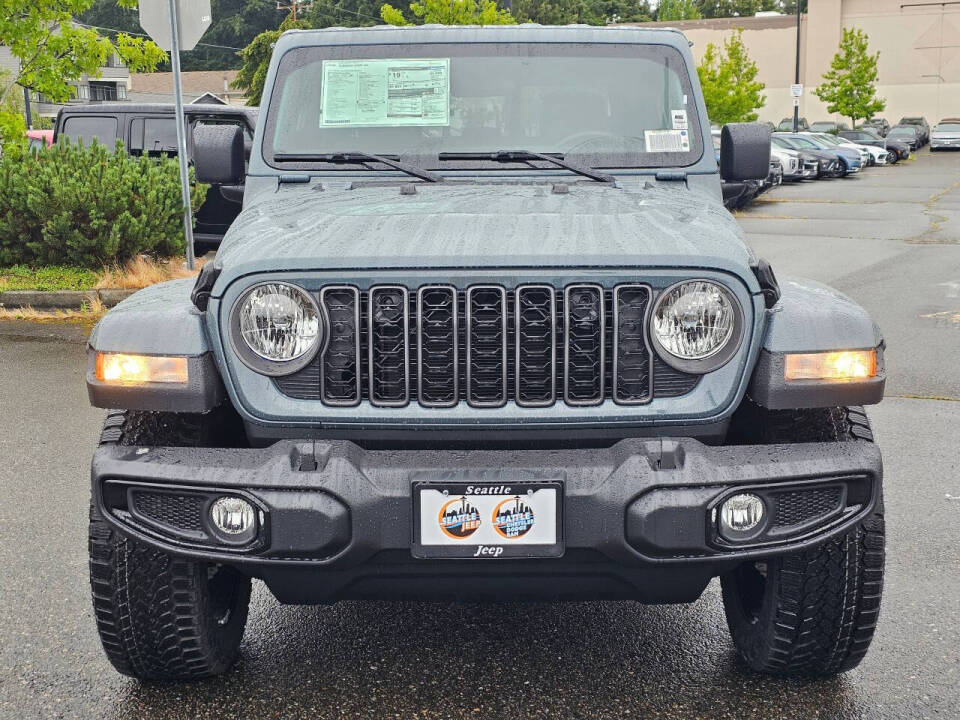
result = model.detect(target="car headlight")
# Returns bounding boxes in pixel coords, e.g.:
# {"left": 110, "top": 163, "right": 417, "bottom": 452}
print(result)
{"left": 651, "top": 280, "right": 744, "bottom": 374}
{"left": 230, "top": 282, "right": 323, "bottom": 375}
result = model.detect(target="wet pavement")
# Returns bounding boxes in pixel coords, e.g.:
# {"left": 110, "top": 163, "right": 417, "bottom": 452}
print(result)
{"left": 1, "top": 151, "right": 959, "bottom": 719}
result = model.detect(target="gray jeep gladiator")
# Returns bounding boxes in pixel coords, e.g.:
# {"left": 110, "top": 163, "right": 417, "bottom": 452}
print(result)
{"left": 85, "top": 25, "right": 886, "bottom": 681}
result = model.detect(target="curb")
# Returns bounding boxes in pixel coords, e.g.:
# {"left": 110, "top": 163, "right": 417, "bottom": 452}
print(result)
{"left": 0, "top": 289, "right": 137, "bottom": 310}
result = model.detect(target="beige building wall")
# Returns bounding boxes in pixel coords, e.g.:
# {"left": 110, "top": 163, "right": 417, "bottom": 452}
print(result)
{"left": 625, "top": 0, "right": 960, "bottom": 126}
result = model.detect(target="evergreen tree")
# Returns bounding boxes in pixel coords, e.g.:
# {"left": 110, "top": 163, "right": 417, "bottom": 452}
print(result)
{"left": 815, "top": 28, "right": 885, "bottom": 129}
{"left": 657, "top": 0, "right": 701, "bottom": 21}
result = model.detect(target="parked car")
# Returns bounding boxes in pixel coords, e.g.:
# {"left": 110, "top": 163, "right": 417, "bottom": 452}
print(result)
{"left": 809, "top": 121, "right": 851, "bottom": 135}
{"left": 887, "top": 125, "right": 922, "bottom": 152}
{"left": 808, "top": 132, "right": 876, "bottom": 167}
{"left": 930, "top": 120, "right": 960, "bottom": 151}
{"left": 861, "top": 118, "right": 890, "bottom": 137}
{"left": 777, "top": 116, "right": 809, "bottom": 131}
{"left": 772, "top": 135, "right": 842, "bottom": 177}
{"left": 84, "top": 25, "right": 887, "bottom": 682}
{"left": 770, "top": 144, "right": 816, "bottom": 181}
{"left": 53, "top": 103, "right": 259, "bottom": 250}
{"left": 839, "top": 128, "right": 908, "bottom": 163}
{"left": 25, "top": 129, "right": 54, "bottom": 152}
{"left": 776, "top": 132, "right": 862, "bottom": 176}
{"left": 897, "top": 116, "right": 930, "bottom": 145}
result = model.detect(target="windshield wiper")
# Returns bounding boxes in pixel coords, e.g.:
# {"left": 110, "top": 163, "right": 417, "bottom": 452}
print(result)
{"left": 438, "top": 150, "right": 616, "bottom": 184}
{"left": 272, "top": 151, "right": 442, "bottom": 183}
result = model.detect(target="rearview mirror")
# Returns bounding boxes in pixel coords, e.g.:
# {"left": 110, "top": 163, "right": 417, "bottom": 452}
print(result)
{"left": 720, "top": 123, "right": 771, "bottom": 182}
{"left": 193, "top": 124, "right": 245, "bottom": 186}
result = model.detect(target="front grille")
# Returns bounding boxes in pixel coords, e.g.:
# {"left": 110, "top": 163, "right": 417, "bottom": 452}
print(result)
{"left": 131, "top": 491, "right": 204, "bottom": 533}
{"left": 773, "top": 487, "right": 844, "bottom": 528}
{"left": 276, "top": 283, "right": 700, "bottom": 408}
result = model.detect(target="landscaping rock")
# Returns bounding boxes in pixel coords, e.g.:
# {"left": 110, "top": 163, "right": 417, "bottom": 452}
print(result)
{"left": 97, "top": 289, "right": 137, "bottom": 308}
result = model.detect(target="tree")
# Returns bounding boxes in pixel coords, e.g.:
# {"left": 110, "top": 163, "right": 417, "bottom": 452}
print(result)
{"left": 233, "top": 17, "right": 310, "bottom": 107}
{"left": 307, "top": 0, "right": 384, "bottom": 27}
{"left": 814, "top": 27, "right": 885, "bottom": 129}
{"left": 657, "top": 0, "right": 701, "bottom": 20}
{"left": 79, "top": 0, "right": 280, "bottom": 70}
{"left": 697, "top": 28, "right": 766, "bottom": 124}
{"left": 0, "top": 1, "right": 165, "bottom": 147}
{"left": 380, "top": 0, "right": 516, "bottom": 25}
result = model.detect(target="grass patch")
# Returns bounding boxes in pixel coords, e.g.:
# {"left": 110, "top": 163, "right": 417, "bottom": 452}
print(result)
{"left": 0, "top": 265, "right": 99, "bottom": 292}
{"left": 0, "top": 297, "right": 107, "bottom": 328}
{"left": 0, "top": 256, "right": 203, "bottom": 293}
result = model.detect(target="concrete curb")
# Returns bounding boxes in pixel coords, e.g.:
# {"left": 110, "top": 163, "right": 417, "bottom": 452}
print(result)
{"left": 0, "top": 289, "right": 137, "bottom": 310}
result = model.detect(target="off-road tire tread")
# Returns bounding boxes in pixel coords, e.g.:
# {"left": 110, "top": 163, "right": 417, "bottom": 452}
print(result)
{"left": 89, "top": 410, "right": 251, "bottom": 680}
{"left": 722, "top": 406, "right": 885, "bottom": 677}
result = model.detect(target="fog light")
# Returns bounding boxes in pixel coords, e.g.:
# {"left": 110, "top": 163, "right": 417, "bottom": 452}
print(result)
{"left": 210, "top": 497, "right": 256, "bottom": 537}
{"left": 719, "top": 494, "right": 765, "bottom": 537}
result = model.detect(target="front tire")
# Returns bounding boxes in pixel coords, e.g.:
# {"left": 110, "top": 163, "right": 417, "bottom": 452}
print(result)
{"left": 721, "top": 406, "right": 885, "bottom": 676}
{"left": 89, "top": 410, "right": 252, "bottom": 680}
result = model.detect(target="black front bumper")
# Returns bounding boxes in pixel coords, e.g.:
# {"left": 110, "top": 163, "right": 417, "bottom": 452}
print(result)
{"left": 92, "top": 438, "right": 882, "bottom": 604}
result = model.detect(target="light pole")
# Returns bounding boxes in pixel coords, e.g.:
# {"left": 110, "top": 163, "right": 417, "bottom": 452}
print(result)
{"left": 793, "top": 1, "right": 802, "bottom": 133}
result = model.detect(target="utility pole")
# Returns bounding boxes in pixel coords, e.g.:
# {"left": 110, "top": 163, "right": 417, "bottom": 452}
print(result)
{"left": 23, "top": 87, "right": 33, "bottom": 130}
{"left": 277, "top": 1, "right": 310, "bottom": 21}
{"left": 793, "top": 0, "right": 802, "bottom": 133}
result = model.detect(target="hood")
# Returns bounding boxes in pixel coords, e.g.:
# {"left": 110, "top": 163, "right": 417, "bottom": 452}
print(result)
{"left": 212, "top": 179, "right": 757, "bottom": 289}
{"left": 933, "top": 130, "right": 960, "bottom": 139}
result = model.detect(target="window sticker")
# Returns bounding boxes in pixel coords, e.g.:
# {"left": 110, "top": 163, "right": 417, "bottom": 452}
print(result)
{"left": 671, "top": 110, "right": 688, "bottom": 131}
{"left": 645, "top": 129, "right": 690, "bottom": 153}
{"left": 320, "top": 58, "right": 450, "bottom": 128}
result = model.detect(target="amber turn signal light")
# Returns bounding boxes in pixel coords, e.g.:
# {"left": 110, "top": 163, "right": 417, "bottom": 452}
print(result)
{"left": 784, "top": 350, "right": 877, "bottom": 382}
{"left": 95, "top": 353, "right": 189, "bottom": 385}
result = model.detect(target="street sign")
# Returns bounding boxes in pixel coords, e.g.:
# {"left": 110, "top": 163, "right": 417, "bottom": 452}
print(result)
{"left": 139, "top": 0, "right": 212, "bottom": 52}
{"left": 790, "top": 83, "right": 804, "bottom": 98}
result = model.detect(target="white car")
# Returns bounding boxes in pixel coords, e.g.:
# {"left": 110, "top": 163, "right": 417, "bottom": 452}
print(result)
{"left": 931, "top": 121, "right": 960, "bottom": 150}
{"left": 835, "top": 137, "right": 888, "bottom": 166}
{"left": 770, "top": 146, "right": 807, "bottom": 181}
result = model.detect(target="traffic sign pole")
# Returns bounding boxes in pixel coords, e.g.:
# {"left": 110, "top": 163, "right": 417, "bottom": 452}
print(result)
{"left": 168, "top": 0, "right": 195, "bottom": 270}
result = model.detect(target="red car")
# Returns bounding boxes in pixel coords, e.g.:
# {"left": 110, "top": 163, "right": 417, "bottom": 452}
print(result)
{"left": 26, "top": 129, "right": 54, "bottom": 151}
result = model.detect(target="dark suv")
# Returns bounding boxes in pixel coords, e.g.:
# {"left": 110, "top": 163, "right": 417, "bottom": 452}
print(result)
{"left": 897, "top": 116, "right": 930, "bottom": 146}
{"left": 54, "top": 103, "right": 258, "bottom": 250}
{"left": 85, "top": 26, "right": 886, "bottom": 682}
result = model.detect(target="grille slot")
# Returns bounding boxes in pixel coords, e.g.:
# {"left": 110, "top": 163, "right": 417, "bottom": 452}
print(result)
{"left": 515, "top": 285, "right": 557, "bottom": 407}
{"left": 417, "top": 286, "right": 459, "bottom": 407}
{"left": 564, "top": 284, "right": 605, "bottom": 406}
{"left": 613, "top": 285, "right": 652, "bottom": 404}
{"left": 773, "top": 487, "right": 844, "bottom": 528}
{"left": 466, "top": 286, "right": 508, "bottom": 407}
{"left": 285, "top": 282, "right": 703, "bottom": 408}
{"left": 131, "top": 491, "right": 204, "bottom": 534}
{"left": 368, "top": 286, "right": 410, "bottom": 407}
{"left": 320, "top": 286, "right": 361, "bottom": 406}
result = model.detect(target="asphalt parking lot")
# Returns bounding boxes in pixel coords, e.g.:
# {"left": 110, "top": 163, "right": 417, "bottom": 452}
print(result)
{"left": 1, "top": 151, "right": 959, "bottom": 719}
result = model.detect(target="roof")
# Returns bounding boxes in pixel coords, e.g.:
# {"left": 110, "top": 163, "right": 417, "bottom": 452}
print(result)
{"left": 274, "top": 24, "right": 692, "bottom": 50}
{"left": 618, "top": 14, "right": 800, "bottom": 32}
{"left": 130, "top": 70, "right": 240, "bottom": 95}
{"left": 58, "top": 102, "right": 253, "bottom": 117}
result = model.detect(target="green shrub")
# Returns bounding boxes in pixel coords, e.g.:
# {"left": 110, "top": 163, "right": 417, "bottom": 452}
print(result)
{"left": 0, "top": 141, "right": 207, "bottom": 268}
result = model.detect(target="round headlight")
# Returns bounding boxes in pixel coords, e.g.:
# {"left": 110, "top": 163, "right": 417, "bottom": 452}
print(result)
{"left": 232, "top": 283, "right": 323, "bottom": 375}
{"left": 651, "top": 280, "right": 743, "bottom": 373}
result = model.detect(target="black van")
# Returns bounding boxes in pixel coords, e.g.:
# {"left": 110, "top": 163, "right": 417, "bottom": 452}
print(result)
{"left": 53, "top": 103, "right": 258, "bottom": 250}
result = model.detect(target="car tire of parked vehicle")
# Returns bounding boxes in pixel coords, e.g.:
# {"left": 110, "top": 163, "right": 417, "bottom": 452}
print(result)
{"left": 88, "top": 410, "right": 252, "bottom": 680}
{"left": 887, "top": 150, "right": 899, "bottom": 164}
{"left": 721, "top": 405, "right": 885, "bottom": 677}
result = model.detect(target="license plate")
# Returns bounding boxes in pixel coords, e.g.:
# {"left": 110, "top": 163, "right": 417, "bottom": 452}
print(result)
{"left": 412, "top": 480, "right": 563, "bottom": 559}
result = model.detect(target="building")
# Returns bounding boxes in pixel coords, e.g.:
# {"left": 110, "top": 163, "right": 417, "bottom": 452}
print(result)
{"left": 622, "top": 0, "right": 960, "bottom": 126}
{"left": 1, "top": 43, "right": 131, "bottom": 123}
{"left": 127, "top": 71, "right": 248, "bottom": 107}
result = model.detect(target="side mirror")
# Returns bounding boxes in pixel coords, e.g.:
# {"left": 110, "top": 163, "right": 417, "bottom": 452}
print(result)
{"left": 720, "top": 123, "right": 771, "bottom": 182}
{"left": 193, "top": 124, "right": 245, "bottom": 185}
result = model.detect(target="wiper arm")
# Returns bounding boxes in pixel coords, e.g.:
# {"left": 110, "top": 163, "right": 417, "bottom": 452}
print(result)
{"left": 273, "top": 151, "right": 442, "bottom": 183}
{"left": 438, "top": 150, "right": 615, "bottom": 184}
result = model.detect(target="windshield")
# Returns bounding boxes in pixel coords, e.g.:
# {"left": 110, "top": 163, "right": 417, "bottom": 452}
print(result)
{"left": 936, "top": 123, "right": 960, "bottom": 132}
{"left": 264, "top": 42, "right": 703, "bottom": 171}
{"left": 889, "top": 128, "right": 916, "bottom": 137}
{"left": 810, "top": 123, "right": 835, "bottom": 131}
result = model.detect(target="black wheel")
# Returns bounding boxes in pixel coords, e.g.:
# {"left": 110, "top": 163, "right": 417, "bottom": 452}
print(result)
{"left": 722, "top": 405, "right": 885, "bottom": 677}
{"left": 887, "top": 150, "right": 898, "bottom": 164}
{"left": 89, "top": 410, "right": 252, "bottom": 680}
